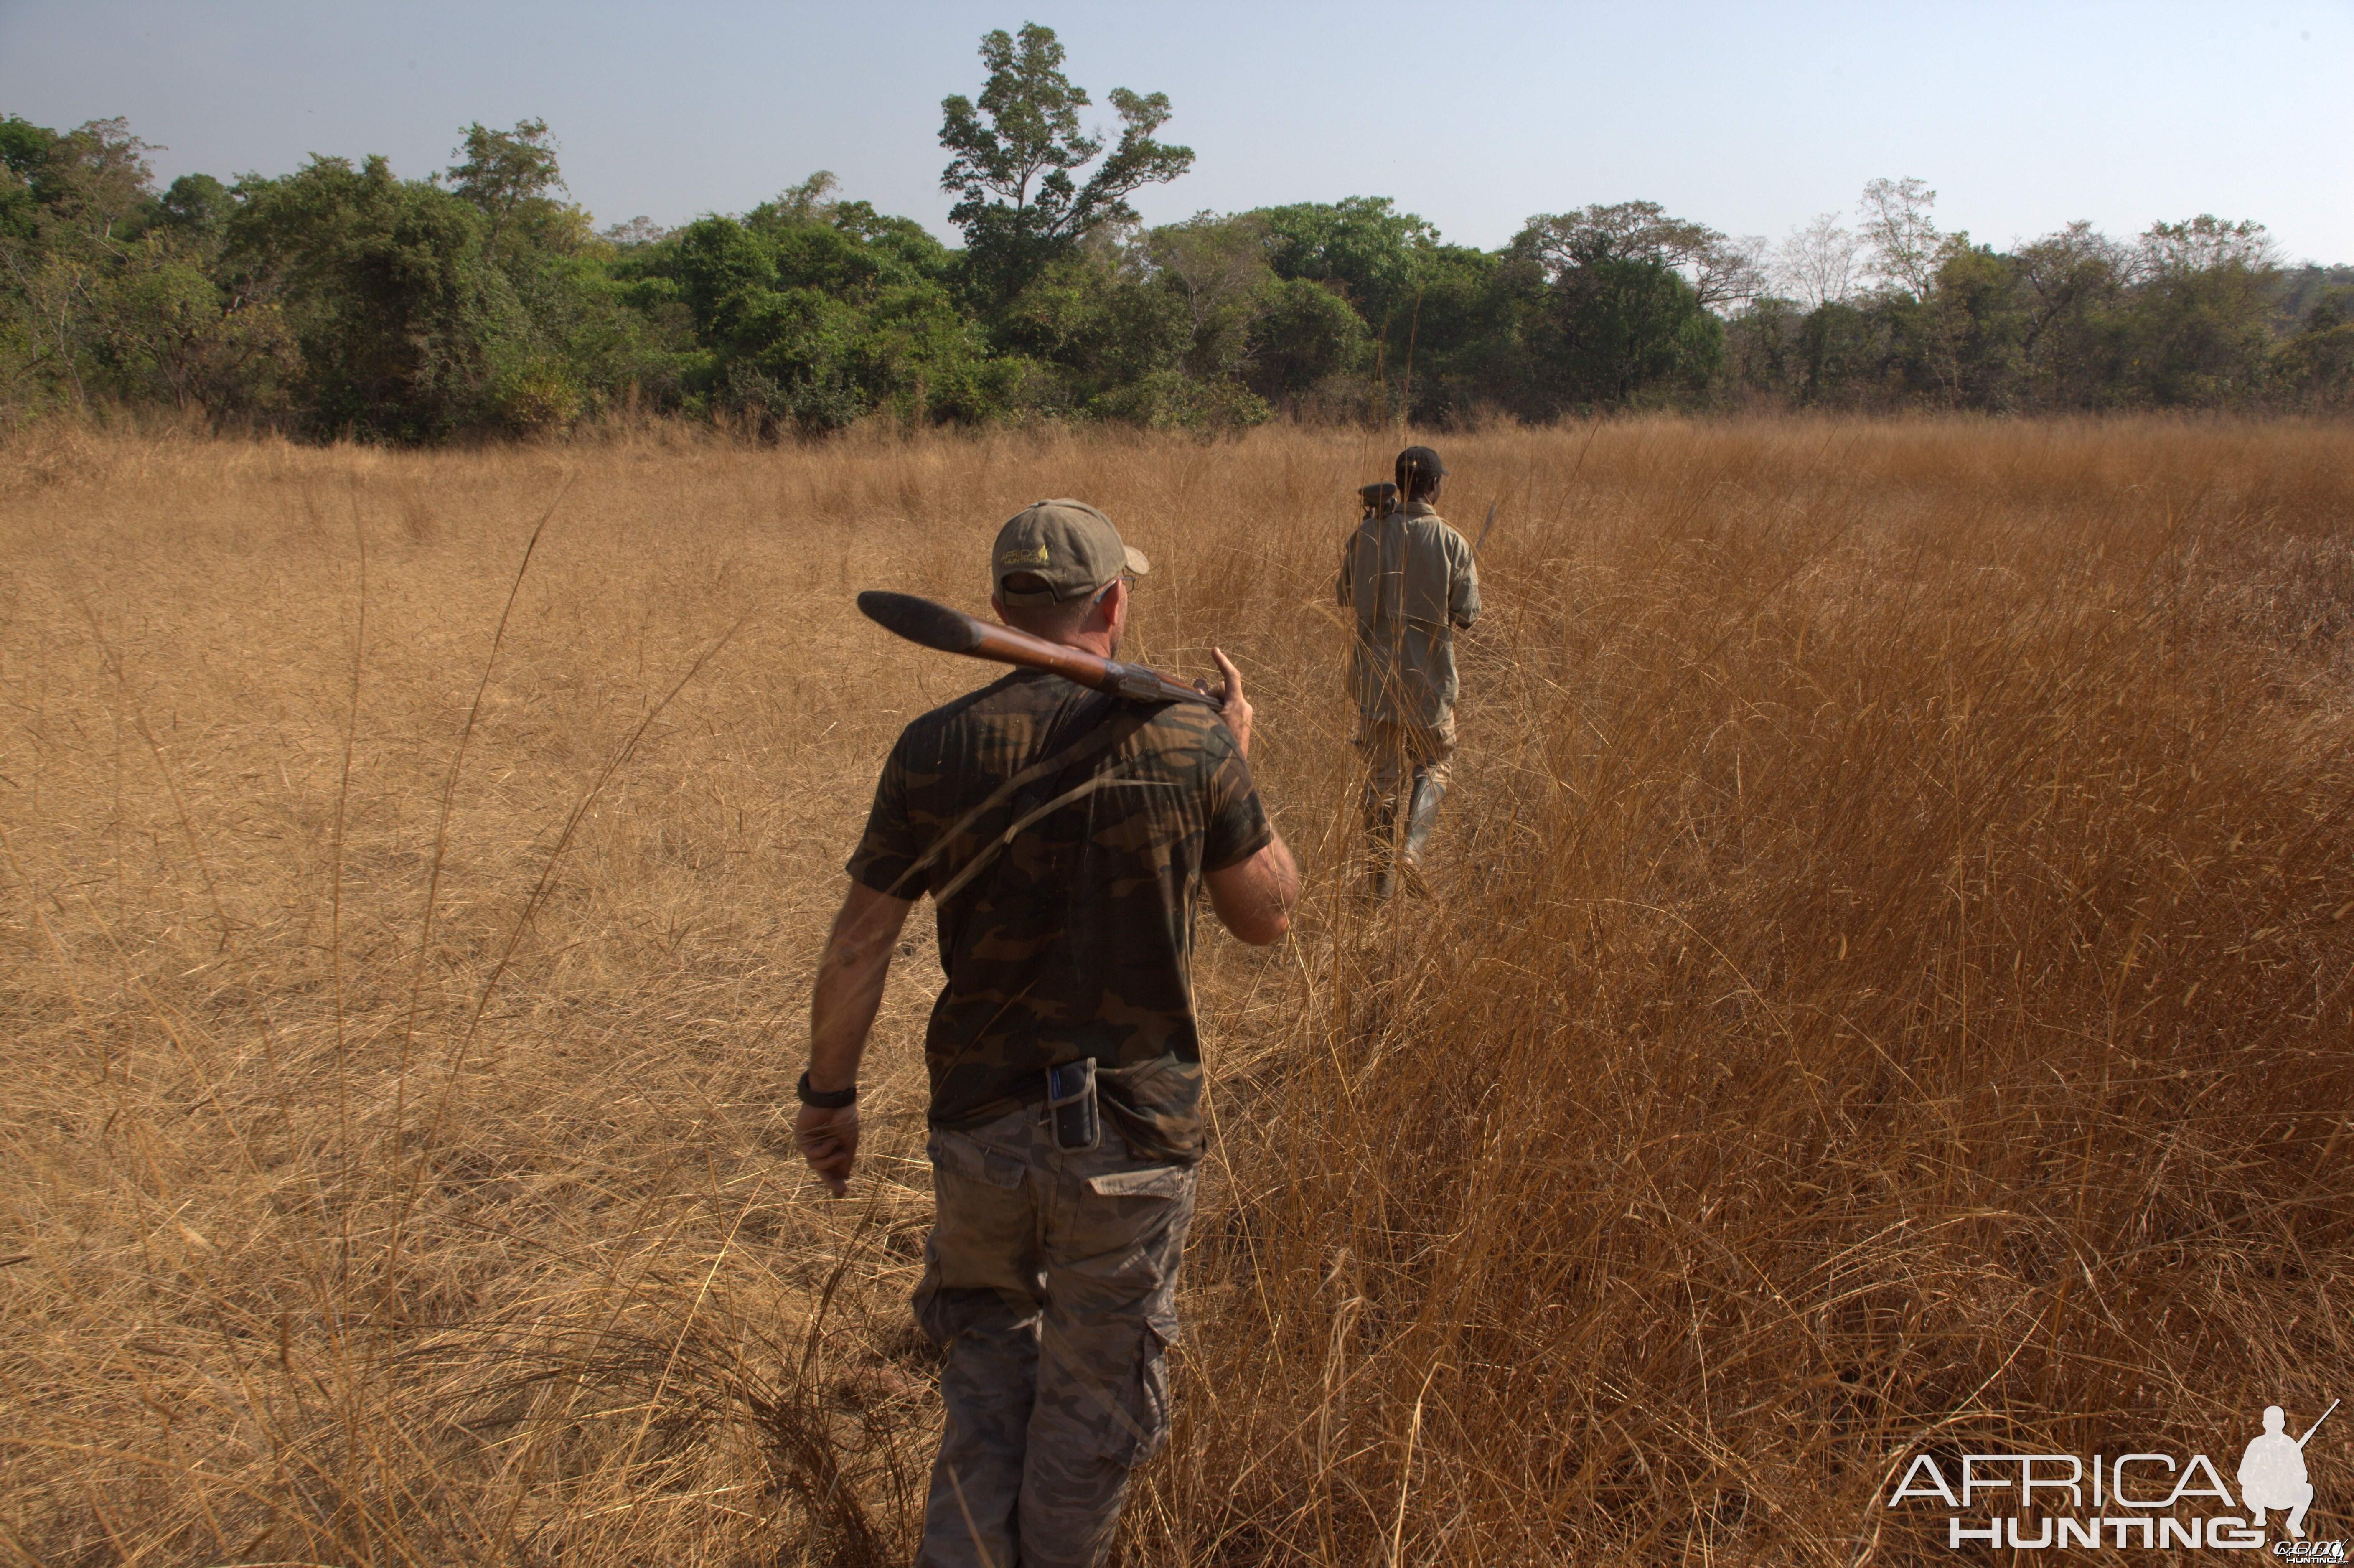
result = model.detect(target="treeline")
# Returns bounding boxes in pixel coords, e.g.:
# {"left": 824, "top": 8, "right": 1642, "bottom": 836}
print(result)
{"left": 4, "top": 26, "right": 2349, "bottom": 441}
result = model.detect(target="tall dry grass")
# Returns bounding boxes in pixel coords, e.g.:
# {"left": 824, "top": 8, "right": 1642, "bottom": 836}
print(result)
{"left": 2, "top": 414, "right": 2351, "bottom": 1564}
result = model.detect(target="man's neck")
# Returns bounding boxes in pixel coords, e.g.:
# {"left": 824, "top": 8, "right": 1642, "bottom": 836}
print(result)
{"left": 1017, "top": 626, "right": 1119, "bottom": 659}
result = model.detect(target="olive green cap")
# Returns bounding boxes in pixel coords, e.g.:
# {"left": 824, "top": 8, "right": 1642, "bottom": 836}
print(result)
{"left": 990, "top": 499, "right": 1151, "bottom": 607}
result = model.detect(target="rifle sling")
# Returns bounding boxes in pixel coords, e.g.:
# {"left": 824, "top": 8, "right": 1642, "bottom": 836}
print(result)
{"left": 880, "top": 690, "right": 1146, "bottom": 902}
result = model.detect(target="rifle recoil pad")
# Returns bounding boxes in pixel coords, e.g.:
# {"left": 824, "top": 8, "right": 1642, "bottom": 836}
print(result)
{"left": 858, "top": 590, "right": 983, "bottom": 654}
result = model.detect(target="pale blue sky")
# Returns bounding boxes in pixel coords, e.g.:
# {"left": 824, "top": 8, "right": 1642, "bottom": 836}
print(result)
{"left": 3, "top": 0, "right": 2349, "bottom": 264}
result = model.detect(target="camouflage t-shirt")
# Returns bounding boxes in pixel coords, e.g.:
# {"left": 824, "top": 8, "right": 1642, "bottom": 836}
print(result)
{"left": 846, "top": 668, "right": 1271, "bottom": 1162}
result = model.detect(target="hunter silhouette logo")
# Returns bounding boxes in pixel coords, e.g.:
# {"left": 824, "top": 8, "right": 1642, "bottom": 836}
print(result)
{"left": 2244, "top": 1400, "right": 2335, "bottom": 1544}
{"left": 1883, "top": 1397, "right": 2339, "bottom": 1551}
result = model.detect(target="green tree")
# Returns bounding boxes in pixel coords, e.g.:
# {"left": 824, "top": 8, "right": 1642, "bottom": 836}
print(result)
{"left": 657, "top": 195, "right": 997, "bottom": 434}
{"left": 1388, "top": 242, "right": 1532, "bottom": 422}
{"left": 226, "top": 153, "right": 526, "bottom": 439}
{"left": 988, "top": 228, "right": 1196, "bottom": 420}
{"left": 1919, "top": 241, "right": 2025, "bottom": 409}
{"left": 1510, "top": 203, "right": 1737, "bottom": 411}
{"left": 2013, "top": 221, "right": 2129, "bottom": 408}
{"left": 1248, "top": 199, "right": 1538, "bottom": 419}
{"left": 92, "top": 239, "right": 298, "bottom": 417}
{"left": 1542, "top": 252, "right": 1723, "bottom": 408}
{"left": 2275, "top": 264, "right": 2354, "bottom": 324}
{"left": 152, "top": 173, "right": 234, "bottom": 249}
{"left": 1722, "top": 295, "right": 1801, "bottom": 404}
{"left": 1146, "top": 211, "right": 1272, "bottom": 381}
{"left": 1851, "top": 178, "right": 2003, "bottom": 405}
{"left": 1794, "top": 299, "right": 1886, "bottom": 406}
{"left": 673, "top": 215, "right": 780, "bottom": 343}
{"left": 746, "top": 170, "right": 841, "bottom": 232}
{"left": 2120, "top": 215, "right": 2279, "bottom": 406}
{"left": 0, "top": 114, "right": 302, "bottom": 423}
{"left": 2278, "top": 290, "right": 2354, "bottom": 410}
{"left": 0, "top": 116, "right": 169, "bottom": 409}
{"left": 0, "top": 114, "right": 58, "bottom": 245}
{"left": 447, "top": 118, "right": 564, "bottom": 262}
{"left": 1243, "top": 275, "right": 1367, "bottom": 409}
{"left": 1517, "top": 200, "right": 1761, "bottom": 310}
{"left": 1856, "top": 176, "right": 1944, "bottom": 300}
{"left": 27, "top": 117, "right": 158, "bottom": 249}
{"left": 1252, "top": 196, "right": 1438, "bottom": 336}
{"left": 939, "top": 23, "right": 1192, "bottom": 310}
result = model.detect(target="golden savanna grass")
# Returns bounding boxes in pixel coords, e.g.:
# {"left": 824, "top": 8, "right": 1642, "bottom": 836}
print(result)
{"left": 3, "top": 415, "right": 2353, "bottom": 1564}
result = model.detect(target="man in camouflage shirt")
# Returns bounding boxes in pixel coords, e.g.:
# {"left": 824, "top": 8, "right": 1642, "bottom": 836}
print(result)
{"left": 1339, "top": 445, "right": 1481, "bottom": 895}
{"left": 796, "top": 499, "right": 1299, "bottom": 1568}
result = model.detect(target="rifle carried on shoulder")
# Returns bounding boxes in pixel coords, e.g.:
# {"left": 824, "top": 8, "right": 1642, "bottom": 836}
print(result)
{"left": 857, "top": 590, "right": 1218, "bottom": 709}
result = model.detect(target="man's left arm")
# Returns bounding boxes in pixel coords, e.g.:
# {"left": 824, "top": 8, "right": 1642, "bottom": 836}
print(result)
{"left": 797, "top": 879, "right": 915, "bottom": 1196}
{"left": 1451, "top": 534, "right": 1482, "bottom": 630}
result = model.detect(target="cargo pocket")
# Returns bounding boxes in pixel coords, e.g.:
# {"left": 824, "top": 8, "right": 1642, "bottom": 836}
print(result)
{"left": 911, "top": 1227, "right": 958, "bottom": 1349}
{"left": 1094, "top": 1314, "right": 1177, "bottom": 1468}
{"left": 1096, "top": 1057, "right": 1204, "bottom": 1163}
{"left": 1083, "top": 1165, "right": 1190, "bottom": 1200}
{"left": 915, "top": 1128, "right": 1031, "bottom": 1349}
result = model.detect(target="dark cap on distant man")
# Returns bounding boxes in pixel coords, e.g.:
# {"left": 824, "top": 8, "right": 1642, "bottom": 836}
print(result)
{"left": 1395, "top": 445, "right": 1445, "bottom": 493}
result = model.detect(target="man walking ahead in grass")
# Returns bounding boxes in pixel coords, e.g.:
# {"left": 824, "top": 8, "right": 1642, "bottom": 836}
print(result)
{"left": 796, "top": 499, "right": 1300, "bottom": 1568}
{"left": 1339, "top": 445, "right": 1481, "bottom": 895}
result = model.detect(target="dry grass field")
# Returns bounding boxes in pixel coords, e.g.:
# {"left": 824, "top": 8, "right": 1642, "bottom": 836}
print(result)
{"left": 4, "top": 414, "right": 2353, "bottom": 1565}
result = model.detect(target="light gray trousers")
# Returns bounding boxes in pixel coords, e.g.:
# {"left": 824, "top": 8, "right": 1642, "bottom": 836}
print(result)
{"left": 914, "top": 1102, "right": 1197, "bottom": 1568}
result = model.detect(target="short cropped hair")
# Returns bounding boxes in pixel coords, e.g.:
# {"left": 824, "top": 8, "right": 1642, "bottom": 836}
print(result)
{"left": 999, "top": 572, "right": 1101, "bottom": 638}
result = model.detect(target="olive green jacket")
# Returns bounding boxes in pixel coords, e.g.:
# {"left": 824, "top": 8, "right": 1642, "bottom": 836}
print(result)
{"left": 1337, "top": 501, "right": 1480, "bottom": 727}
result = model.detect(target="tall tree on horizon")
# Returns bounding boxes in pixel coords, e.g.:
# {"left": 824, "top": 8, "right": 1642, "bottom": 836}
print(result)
{"left": 1857, "top": 176, "right": 1945, "bottom": 301}
{"left": 1516, "top": 200, "right": 1762, "bottom": 310}
{"left": 938, "top": 22, "right": 1192, "bottom": 310}
{"left": 447, "top": 118, "right": 564, "bottom": 263}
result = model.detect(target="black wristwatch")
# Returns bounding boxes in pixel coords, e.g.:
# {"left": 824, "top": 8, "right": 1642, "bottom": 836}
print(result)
{"left": 797, "top": 1070, "right": 857, "bottom": 1109}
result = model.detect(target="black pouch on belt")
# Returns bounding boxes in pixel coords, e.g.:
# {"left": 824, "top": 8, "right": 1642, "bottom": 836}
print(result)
{"left": 1045, "top": 1058, "right": 1100, "bottom": 1152}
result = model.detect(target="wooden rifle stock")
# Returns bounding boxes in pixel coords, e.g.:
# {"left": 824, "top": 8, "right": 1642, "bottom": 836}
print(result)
{"left": 857, "top": 590, "right": 1218, "bottom": 709}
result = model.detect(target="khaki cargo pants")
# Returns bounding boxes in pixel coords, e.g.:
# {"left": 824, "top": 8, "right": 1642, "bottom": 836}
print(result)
{"left": 914, "top": 1102, "right": 1197, "bottom": 1568}
{"left": 1355, "top": 710, "right": 1457, "bottom": 801}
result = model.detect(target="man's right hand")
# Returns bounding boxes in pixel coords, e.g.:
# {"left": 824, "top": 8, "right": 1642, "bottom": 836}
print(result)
{"left": 796, "top": 1103, "right": 859, "bottom": 1196}
{"left": 798, "top": 880, "right": 913, "bottom": 1197}
{"left": 1207, "top": 647, "right": 1253, "bottom": 758}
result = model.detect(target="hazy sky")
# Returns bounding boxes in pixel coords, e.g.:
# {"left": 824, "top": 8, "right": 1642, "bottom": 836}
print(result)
{"left": 4, "top": 0, "right": 2349, "bottom": 264}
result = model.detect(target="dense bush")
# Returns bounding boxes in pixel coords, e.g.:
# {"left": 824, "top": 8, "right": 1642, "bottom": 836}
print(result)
{"left": 1, "top": 107, "right": 2346, "bottom": 440}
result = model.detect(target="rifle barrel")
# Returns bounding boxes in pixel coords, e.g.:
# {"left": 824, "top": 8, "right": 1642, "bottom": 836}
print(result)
{"left": 2299, "top": 1397, "right": 2339, "bottom": 1447}
{"left": 857, "top": 590, "right": 1217, "bottom": 709}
